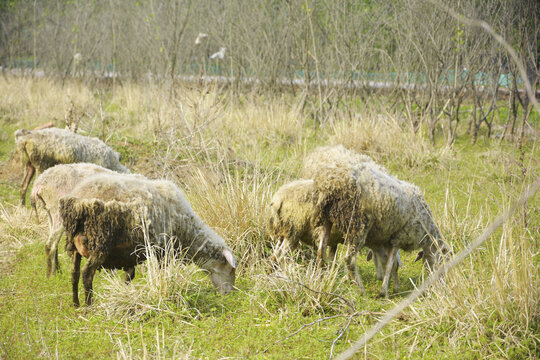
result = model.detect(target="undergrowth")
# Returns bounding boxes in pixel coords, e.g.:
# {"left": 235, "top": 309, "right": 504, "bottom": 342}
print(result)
{"left": 0, "top": 76, "right": 537, "bottom": 359}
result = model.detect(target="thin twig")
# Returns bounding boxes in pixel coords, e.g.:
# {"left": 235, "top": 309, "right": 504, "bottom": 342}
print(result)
{"left": 272, "top": 274, "right": 356, "bottom": 312}
{"left": 259, "top": 314, "right": 344, "bottom": 354}
{"left": 259, "top": 311, "right": 380, "bottom": 355}
{"left": 330, "top": 312, "right": 358, "bottom": 359}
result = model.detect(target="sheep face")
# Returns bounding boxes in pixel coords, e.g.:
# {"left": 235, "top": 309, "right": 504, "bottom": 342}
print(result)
{"left": 207, "top": 248, "right": 236, "bottom": 293}
{"left": 421, "top": 241, "right": 450, "bottom": 271}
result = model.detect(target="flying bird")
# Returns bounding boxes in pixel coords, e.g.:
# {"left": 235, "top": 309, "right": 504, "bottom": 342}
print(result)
{"left": 210, "top": 47, "right": 226, "bottom": 60}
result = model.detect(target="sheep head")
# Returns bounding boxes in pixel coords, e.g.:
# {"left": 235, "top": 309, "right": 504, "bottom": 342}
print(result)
{"left": 206, "top": 248, "right": 236, "bottom": 294}
{"left": 418, "top": 238, "right": 451, "bottom": 272}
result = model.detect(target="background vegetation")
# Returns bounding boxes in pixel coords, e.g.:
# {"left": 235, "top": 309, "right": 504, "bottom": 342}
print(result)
{"left": 0, "top": 0, "right": 538, "bottom": 358}
{"left": 1, "top": 0, "right": 539, "bottom": 144}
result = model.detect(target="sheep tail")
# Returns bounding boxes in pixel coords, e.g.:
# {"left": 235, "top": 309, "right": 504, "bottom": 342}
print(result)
{"left": 29, "top": 193, "right": 39, "bottom": 223}
{"left": 14, "top": 133, "right": 32, "bottom": 168}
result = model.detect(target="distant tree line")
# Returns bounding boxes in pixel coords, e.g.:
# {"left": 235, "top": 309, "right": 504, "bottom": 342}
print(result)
{"left": 0, "top": 0, "right": 538, "bottom": 144}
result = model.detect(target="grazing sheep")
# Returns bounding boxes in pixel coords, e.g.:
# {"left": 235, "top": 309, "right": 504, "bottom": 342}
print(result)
{"left": 30, "top": 163, "right": 127, "bottom": 277}
{"left": 59, "top": 173, "right": 236, "bottom": 306}
{"left": 301, "top": 145, "right": 401, "bottom": 292}
{"left": 269, "top": 179, "right": 343, "bottom": 263}
{"left": 300, "top": 144, "right": 376, "bottom": 179}
{"left": 268, "top": 179, "right": 401, "bottom": 291}
{"left": 312, "top": 163, "right": 448, "bottom": 297}
{"left": 15, "top": 127, "right": 130, "bottom": 206}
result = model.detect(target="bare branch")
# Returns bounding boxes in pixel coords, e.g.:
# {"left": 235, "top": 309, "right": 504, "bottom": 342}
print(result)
{"left": 427, "top": 0, "right": 540, "bottom": 116}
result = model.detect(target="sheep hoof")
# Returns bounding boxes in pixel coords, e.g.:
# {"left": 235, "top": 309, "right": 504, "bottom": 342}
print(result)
{"left": 352, "top": 281, "right": 365, "bottom": 294}
{"left": 358, "top": 289, "right": 366, "bottom": 296}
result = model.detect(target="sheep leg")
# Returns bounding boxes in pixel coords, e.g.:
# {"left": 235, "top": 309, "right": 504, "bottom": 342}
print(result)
{"left": 345, "top": 221, "right": 371, "bottom": 293}
{"left": 345, "top": 241, "right": 364, "bottom": 293}
{"left": 317, "top": 222, "right": 332, "bottom": 269}
{"left": 20, "top": 163, "right": 35, "bottom": 207}
{"left": 328, "top": 244, "right": 338, "bottom": 263}
{"left": 45, "top": 226, "right": 64, "bottom": 277}
{"left": 369, "top": 248, "right": 385, "bottom": 281}
{"left": 124, "top": 267, "right": 135, "bottom": 283}
{"left": 392, "top": 258, "right": 400, "bottom": 293}
{"left": 379, "top": 247, "right": 398, "bottom": 298}
{"left": 71, "top": 252, "right": 81, "bottom": 307}
{"left": 31, "top": 201, "right": 39, "bottom": 223}
{"left": 82, "top": 257, "right": 101, "bottom": 306}
{"left": 392, "top": 249, "right": 401, "bottom": 293}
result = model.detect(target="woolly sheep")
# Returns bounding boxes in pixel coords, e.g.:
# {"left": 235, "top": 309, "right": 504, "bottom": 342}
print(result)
{"left": 15, "top": 127, "right": 130, "bottom": 206}
{"left": 30, "top": 163, "right": 129, "bottom": 277}
{"left": 301, "top": 145, "right": 401, "bottom": 292}
{"left": 268, "top": 179, "right": 401, "bottom": 292}
{"left": 59, "top": 173, "right": 236, "bottom": 306}
{"left": 300, "top": 144, "right": 377, "bottom": 179}
{"left": 269, "top": 179, "right": 343, "bottom": 262}
{"left": 312, "top": 162, "right": 449, "bottom": 297}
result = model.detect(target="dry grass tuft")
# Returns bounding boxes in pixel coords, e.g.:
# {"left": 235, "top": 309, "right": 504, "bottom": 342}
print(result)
{"left": 95, "top": 237, "right": 205, "bottom": 322}
{"left": 185, "top": 161, "right": 277, "bottom": 271}
{"left": 329, "top": 112, "right": 451, "bottom": 169}
{"left": 255, "top": 255, "right": 355, "bottom": 314}
{"left": 0, "top": 204, "right": 46, "bottom": 273}
{"left": 404, "top": 182, "right": 539, "bottom": 358}
{"left": 115, "top": 323, "right": 193, "bottom": 360}
{"left": 0, "top": 77, "right": 95, "bottom": 129}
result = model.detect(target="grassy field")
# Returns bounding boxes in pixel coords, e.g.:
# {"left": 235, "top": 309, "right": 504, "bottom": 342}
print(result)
{"left": 0, "top": 76, "right": 538, "bottom": 359}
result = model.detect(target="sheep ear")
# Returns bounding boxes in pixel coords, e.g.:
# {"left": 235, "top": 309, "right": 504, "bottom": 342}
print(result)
{"left": 14, "top": 129, "right": 31, "bottom": 139}
{"left": 415, "top": 250, "right": 424, "bottom": 262}
{"left": 366, "top": 250, "right": 373, "bottom": 261}
{"left": 223, "top": 249, "right": 236, "bottom": 269}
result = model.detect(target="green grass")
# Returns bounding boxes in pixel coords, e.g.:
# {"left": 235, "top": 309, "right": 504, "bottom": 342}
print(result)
{"left": 0, "top": 241, "right": 430, "bottom": 359}
{"left": 0, "top": 76, "right": 538, "bottom": 359}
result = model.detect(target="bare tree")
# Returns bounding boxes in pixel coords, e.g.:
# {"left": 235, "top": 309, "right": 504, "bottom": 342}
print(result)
{"left": 1, "top": 0, "right": 537, "bottom": 146}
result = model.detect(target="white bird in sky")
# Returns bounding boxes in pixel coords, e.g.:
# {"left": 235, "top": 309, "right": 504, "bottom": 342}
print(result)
{"left": 195, "top": 33, "right": 208, "bottom": 45}
{"left": 210, "top": 47, "right": 226, "bottom": 60}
